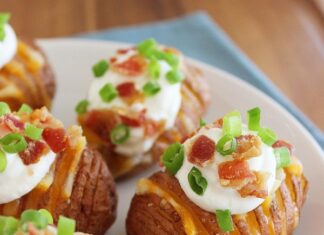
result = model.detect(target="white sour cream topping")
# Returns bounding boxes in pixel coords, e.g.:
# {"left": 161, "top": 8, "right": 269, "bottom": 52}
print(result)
{"left": 0, "top": 149, "right": 55, "bottom": 204}
{"left": 0, "top": 24, "right": 17, "bottom": 69}
{"left": 87, "top": 49, "right": 182, "bottom": 157}
{"left": 175, "top": 126, "right": 277, "bottom": 214}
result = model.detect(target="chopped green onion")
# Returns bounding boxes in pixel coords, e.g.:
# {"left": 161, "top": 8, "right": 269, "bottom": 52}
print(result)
{"left": 38, "top": 209, "right": 53, "bottom": 225}
{"left": 0, "top": 13, "right": 10, "bottom": 25}
{"left": 223, "top": 111, "right": 242, "bottom": 137}
{"left": 20, "top": 209, "right": 48, "bottom": 230}
{"left": 57, "top": 216, "right": 75, "bottom": 235}
{"left": 92, "top": 60, "right": 109, "bottom": 78}
{"left": 142, "top": 81, "right": 161, "bottom": 97}
{"left": 0, "top": 133, "right": 28, "bottom": 153}
{"left": 216, "top": 134, "right": 237, "bottom": 156}
{"left": 162, "top": 142, "right": 184, "bottom": 175}
{"left": 188, "top": 167, "right": 208, "bottom": 195}
{"left": 25, "top": 124, "right": 43, "bottom": 140}
{"left": 199, "top": 118, "right": 207, "bottom": 127}
{"left": 151, "top": 50, "right": 179, "bottom": 68}
{"left": 247, "top": 107, "right": 261, "bottom": 131}
{"left": 258, "top": 127, "right": 277, "bottom": 146}
{"left": 0, "top": 102, "right": 10, "bottom": 116}
{"left": 18, "top": 104, "right": 33, "bottom": 114}
{"left": 99, "top": 83, "right": 117, "bottom": 102}
{"left": 148, "top": 58, "right": 161, "bottom": 79}
{"left": 75, "top": 100, "right": 89, "bottom": 114}
{"left": 0, "top": 150, "right": 7, "bottom": 173}
{"left": 0, "top": 28, "right": 5, "bottom": 41}
{"left": 166, "top": 70, "right": 184, "bottom": 84}
{"left": 110, "top": 124, "right": 130, "bottom": 145}
{"left": 137, "top": 38, "right": 157, "bottom": 57}
{"left": 215, "top": 209, "right": 234, "bottom": 232}
{"left": 274, "top": 147, "right": 291, "bottom": 168}
{"left": 0, "top": 216, "right": 19, "bottom": 235}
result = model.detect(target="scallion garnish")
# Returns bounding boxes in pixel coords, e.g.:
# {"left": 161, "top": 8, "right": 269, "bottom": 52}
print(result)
{"left": 38, "top": 209, "right": 53, "bottom": 225}
{"left": 18, "top": 104, "right": 33, "bottom": 114}
{"left": 148, "top": 58, "right": 161, "bottom": 79}
{"left": 0, "top": 133, "right": 27, "bottom": 153}
{"left": 0, "top": 102, "right": 10, "bottom": 116}
{"left": 215, "top": 209, "right": 234, "bottom": 232}
{"left": 99, "top": 83, "right": 117, "bottom": 102}
{"left": 223, "top": 111, "right": 242, "bottom": 137}
{"left": 142, "top": 81, "right": 161, "bottom": 97}
{"left": 25, "top": 124, "right": 43, "bottom": 141}
{"left": 216, "top": 134, "right": 237, "bottom": 156}
{"left": 92, "top": 60, "right": 109, "bottom": 78}
{"left": 75, "top": 100, "right": 89, "bottom": 114}
{"left": 166, "top": 69, "right": 184, "bottom": 84}
{"left": 0, "top": 216, "right": 19, "bottom": 235}
{"left": 188, "top": 167, "right": 208, "bottom": 195}
{"left": 274, "top": 147, "right": 291, "bottom": 168}
{"left": 162, "top": 142, "right": 184, "bottom": 175}
{"left": 110, "top": 124, "right": 130, "bottom": 145}
{"left": 137, "top": 38, "right": 157, "bottom": 57}
{"left": 20, "top": 210, "right": 48, "bottom": 230}
{"left": 247, "top": 107, "right": 261, "bottom": 131}
{"left": 0, "top": 13, "right": 10, "bottom": 41}
{"left": 258, "top": 127, "right": 277, "bottom": 146}
{"left": 57, "top": 216, "right": 75, "bottom": 235}
{"left": 161, "top": 52, "right": 179, "bottom": 68}
{"left": 0, "top": 150, "right": 7, "bottom": 172}
{"left": 199, "top": 118, "right": 207, "bottom": 127}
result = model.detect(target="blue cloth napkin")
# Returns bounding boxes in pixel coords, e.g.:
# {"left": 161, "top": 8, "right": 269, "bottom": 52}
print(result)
{"left": 79, "top": 11, "right": 324, "bottom": 149}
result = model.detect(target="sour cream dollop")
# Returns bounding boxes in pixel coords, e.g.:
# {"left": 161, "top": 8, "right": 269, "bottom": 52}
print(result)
{"left": 0, "top": 24, "right": 17, "bottom": 69}
{"left": 87, "top": 49, "right": 182, "bottom": 157}
{"left": 175, "top": 126, "right": 278, "bottom": 215}
{"left": 0, "top": 150, "right": 56, "bottom": 204}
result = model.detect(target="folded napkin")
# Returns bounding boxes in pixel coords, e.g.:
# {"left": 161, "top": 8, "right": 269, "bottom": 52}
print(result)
{"left": 79, "top": 11, "right": 324, "bottom": 149}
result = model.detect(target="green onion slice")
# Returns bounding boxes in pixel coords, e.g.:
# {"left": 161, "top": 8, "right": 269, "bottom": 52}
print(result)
{"left": 92, "top": 60, "right": 109, "bottom": 78}
{"left": 25, "top": 124, "right": 43, "bottom": 141}
{"left": 75, "top": 100, "right": 89, "bottom": 114}
{"left": 0, "top": 13, "right": 10, "bottom": 25}
{"left": 216, "top": 134, "right": 237, "bottom": 156}
{"left": 0, "top": 28, "right": 5, "bottom": 41}
{"left": 166, "top": 69, "right": 184, "bottom": 84}
{"left": 162, "top": 142, "right": 184, "bottom": 175}
{"left": 110, "top": 124, "right": 130, "bottom": 145}
{"left": 57, "top": 216, "right": 76, "bottom": 235}
{"left": 188, "top": 167, "right": 208, "bottom": 195}
{"left": 258, "top": 127, "right": 277, "bottom": 146}
{"left": 0, "top": 102, "right": 10, "bottom": 116}
{"left": 199, "top": 118, "right": 207, "bottom": 127}
{"left": 215, "top": 209, "right": 234, "bottom": 232}
{"left": 148, "top": 58, "right": 161, "bottom": 79}
{"left": 99, "top": 83, "right": 117, "bottom": 102}
{"left": 137, "top": 38, "right": 157, "bottom": 57}
{"left": 0, "top": 216, "right": 19, "bottom": 235}
{"left": 20, "top": 209, "right": 48, "bottom": 230}
{"left": 18, "top": 104, "right": 33, "bottom": 114}
{"left": 0, "top": 133, "right": 28, "bottom": 153}
{"left": 38, "top": 209, "right": 53, "bottom": 225}
{"left": 0, "top": 150, "right": 7, "bottom": 173}
{"left": 274, "top": 147, "right": 291, "bottom": 168}
{"left": 143, "top": 81, "right": 161, "bottom": 97}
{"left": 247, "top": 107, "right": 261, "bottom": 131}
{"left": 223, "top": 111, "right": 242, "bottom": 137}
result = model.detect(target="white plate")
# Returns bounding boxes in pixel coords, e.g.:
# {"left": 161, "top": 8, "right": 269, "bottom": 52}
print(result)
{"left": 38, "top": 38, "right": 324, "bottom": 235}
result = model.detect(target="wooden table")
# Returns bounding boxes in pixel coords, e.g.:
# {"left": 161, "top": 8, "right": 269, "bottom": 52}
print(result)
{"left": 1, "top": 0, "right": 323, "bottom": 130}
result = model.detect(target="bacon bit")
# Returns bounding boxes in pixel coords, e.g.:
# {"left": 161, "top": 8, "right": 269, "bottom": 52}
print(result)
{"left": 112, "top": 55, "right": 147, "bottom": 76}
{"left": 232, "top": 135, "right": 262, "bottom": 160}
{"left": 19, "top": 139, "right": 50, "bottom": 165}
{"left": 238, "top": 171, "right": 269, "bottom": 198}
{"left": 117, "top": 48, "right": 131, "bottom": 54}
{"left": 120, "top": 114, "right": 143, "bottom": 127}
{"left": 3, "top": 115, "right": 24, "bottom": 132}
{"left": 117, "top": 82, "right": 137, "bottom": 97}
{"left": 272, "top": 140, "right": 293, "bottom": 154}
{"left": 42, "top": 128, "right": 68, "bottom": 153}
{"left": 189, "top": 135, "right": 215, "bottom": 166}
{"left": 110, "top": 57, "right": 117, "bottom": 63}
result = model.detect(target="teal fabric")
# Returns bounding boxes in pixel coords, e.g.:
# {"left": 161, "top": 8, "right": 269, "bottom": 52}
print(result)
{"left": 78, "top": 11, "right": 324, "bottom": 148}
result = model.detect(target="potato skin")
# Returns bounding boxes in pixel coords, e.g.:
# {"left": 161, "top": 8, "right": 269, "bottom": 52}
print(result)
{"left": 126, "top": 171, "right": 308, "bottom": 235}
{"left": 0, "top": 148, "right": 117, "bottom": 235}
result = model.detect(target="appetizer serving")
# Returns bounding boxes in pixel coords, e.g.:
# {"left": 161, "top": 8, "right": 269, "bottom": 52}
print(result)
{"left": 0, "top": 103, "right": 117, "bottom": 235}
{"left": 127, "top": 108, "right": 308, "bottom": 234}
{"left": 0, "top": 13, "right": 55, "bottom": 111}
{"left": 76, "top": 38, "right": 210, "bottom": 178}
{"left": 0, "top": 209, "right": 89, "bottom": 235}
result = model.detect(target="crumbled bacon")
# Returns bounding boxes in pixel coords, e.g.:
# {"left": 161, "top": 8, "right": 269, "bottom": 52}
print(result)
{"left": 117, "top": 82, "right": 136, "bottom": 97}
{"left": 144, "top": 119, "right": 165, "bottom": 136}
{"left": 232, "top": 135, "right": 262, "bottom": 160}
{"left": 112, "top": 55, "right": 147, "bottom": 76}
{"left": 19, "top": 139, "right": 49, "bottom": 165}
{"left": 120, "top": 114, "right": 143, "bottom": 127}
{"left": 42, "top": 128, "right": 68, "bottom": 153}
{"left": 3, "top": 115, "right": 24, "bottom": 132}
{"left": 213, "top": 118, "right": 223, "bottom": 128}
{"left": 117, "top": 48, "right": 131, "bottom": 54}
{"left": 188, "top": 135, "right": 215, "bottom": 166}
{"left": 110, "top": 57, "right": 117, "bottom": 63}
{"left": 238, "top": 171, "right": 269, "bottom": 198}
{"left": 272, "top": 140, "right": 293, "bottom": 154}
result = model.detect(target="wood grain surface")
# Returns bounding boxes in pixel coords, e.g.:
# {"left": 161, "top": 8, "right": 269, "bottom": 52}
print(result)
{"left": 1, "top": 0, "right": 323, "bottom": 130}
